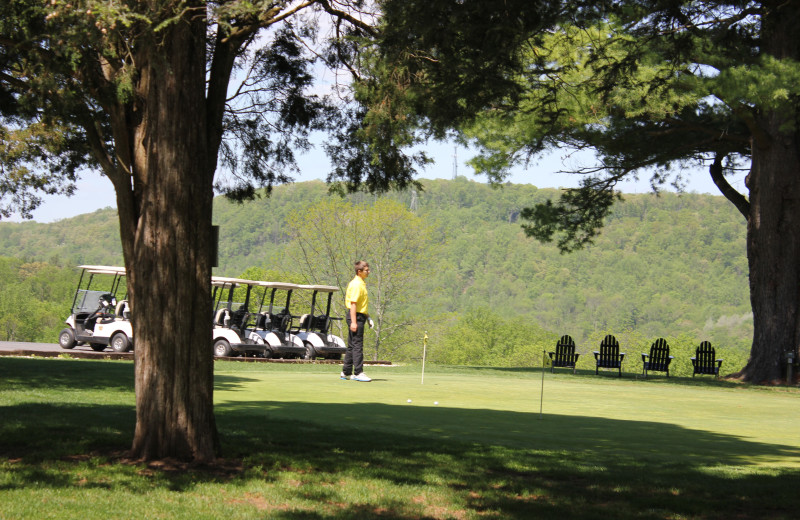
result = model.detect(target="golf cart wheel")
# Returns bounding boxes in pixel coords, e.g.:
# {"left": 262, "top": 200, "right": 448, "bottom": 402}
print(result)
{"left": 110, "top": 333, "right": 131, "bottom": 353}
{"left": 90, "top": 343, "right": 107, "bottom": 352}
{"left": 58, "top": 328, "right": 76, "bottom": 349}
{"left": 303, "top": 342, "right": 317, "bottom": 360}
{"left": 213, "top": 339, "right": 232, "bottom": 357}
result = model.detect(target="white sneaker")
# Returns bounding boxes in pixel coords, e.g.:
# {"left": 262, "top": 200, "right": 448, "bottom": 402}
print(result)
{"left": 340, "top": 372, "right": 350, "bottom": 380}
{"left": 352, "top": 373, "right": 372, "bottom": 382}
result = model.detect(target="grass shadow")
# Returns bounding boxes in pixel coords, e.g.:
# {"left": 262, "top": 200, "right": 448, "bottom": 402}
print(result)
{"left": 215, "top": 400, "right": 800, "bottom": 467}
{"left": 4, "top": 396, "right": 800, "bottom": 518}
{"left": 3, "top": 357, "right": 800, "bottom": 518}
{"left": 0, "top": 402, "right": 135, "bottom": 459}
{"left": 213, "top": 400, "right": 800, "bottom": 519}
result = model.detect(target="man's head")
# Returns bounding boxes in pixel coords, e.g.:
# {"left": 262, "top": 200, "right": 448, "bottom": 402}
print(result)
{"left": 355, "top": 260, "right": 370, "bottom": 278}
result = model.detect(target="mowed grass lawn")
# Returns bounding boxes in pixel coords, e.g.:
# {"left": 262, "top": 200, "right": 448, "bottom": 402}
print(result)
{"left": 2, "top": 357, "right": 800, "bottom": 519}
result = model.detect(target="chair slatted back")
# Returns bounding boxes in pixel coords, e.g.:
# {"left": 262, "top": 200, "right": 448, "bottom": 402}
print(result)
{"left": 648, "top": 338, "right": 671, "bottom": 371}
{"left": 554, "top": 335, "right": 576, "bottom": 366}
{"left": 694, "top": 341, "right": 718, "bottom": 375}
{"left": 597, "top": 335, "right": 621, "bottom": 367}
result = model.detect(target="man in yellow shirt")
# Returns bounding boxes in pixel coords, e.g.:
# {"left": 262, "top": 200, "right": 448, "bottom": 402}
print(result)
{"left": 341, "top": 260, "right": 372, "bottom": 382}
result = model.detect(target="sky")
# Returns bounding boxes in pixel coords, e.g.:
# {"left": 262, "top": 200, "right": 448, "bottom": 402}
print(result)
{"left": 6, "top": 137, "right": 748, "bottom": 223}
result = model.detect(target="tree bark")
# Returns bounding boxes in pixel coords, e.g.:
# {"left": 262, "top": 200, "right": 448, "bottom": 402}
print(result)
{"left": 120, "top": 7, "right": 219, "bottom": 462}
{"left": 738, "top": 1, "right": 800, "bottom": 383}
{"left": 743, "top": 134, "right": 800, "bottom": 383}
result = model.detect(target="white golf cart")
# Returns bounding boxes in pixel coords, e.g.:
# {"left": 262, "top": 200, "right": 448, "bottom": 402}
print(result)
{"left": 211, "top": 277, "right": 305, "bottom": 359}
{"left": 293, "top": 284, "right": 347, "bottom": 360}
{"left": 58, "top": 265, "right": 134, "bottom": 353}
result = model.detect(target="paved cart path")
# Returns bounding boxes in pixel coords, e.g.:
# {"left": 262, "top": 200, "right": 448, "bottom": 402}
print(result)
{"left": 0, "top": 341, "right": 391, "bottom": 364}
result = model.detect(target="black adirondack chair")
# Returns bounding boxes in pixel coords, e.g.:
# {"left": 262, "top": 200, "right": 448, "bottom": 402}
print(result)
{"left": 594, "top": 334, "right": 625, "bottom": 376}
{"left": 691, "top": 341, "right": 724, "bottom": 377}
{"left": 548, "top": 335, "right": 580, "bottom": 374}
{"left": 641, "top": 338, "right": 674, "bottom": 378}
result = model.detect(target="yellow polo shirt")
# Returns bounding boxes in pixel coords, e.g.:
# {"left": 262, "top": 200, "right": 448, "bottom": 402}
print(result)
{"left": 345, "top": 275, "right": 369, "bottom": 315}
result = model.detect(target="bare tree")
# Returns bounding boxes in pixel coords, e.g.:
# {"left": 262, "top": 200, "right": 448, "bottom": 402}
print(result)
{"left": 287, "top": 197, "right": 434, "bottom": 360}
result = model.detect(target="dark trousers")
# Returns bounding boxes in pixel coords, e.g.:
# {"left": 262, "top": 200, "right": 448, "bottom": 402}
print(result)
{"left": 343, "top": 313, "right": 367, "bottom": 376}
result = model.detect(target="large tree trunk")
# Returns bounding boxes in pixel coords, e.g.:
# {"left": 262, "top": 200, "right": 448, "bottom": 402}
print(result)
{"left": 119, "top": 7, "right": 219, "bottom": 462}
{"left": 743, "top": 134, "right": 800, "bottom": 383}
{"left": 738, "top": 1, "right": 800, "bottom": 384}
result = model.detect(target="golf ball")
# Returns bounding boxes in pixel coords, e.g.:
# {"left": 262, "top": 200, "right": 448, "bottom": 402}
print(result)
{"left": 407, "top": 399, "right": 412, "bottom": 403}
{"left": 434, "top": 401, "right": 439, "bottom": 405}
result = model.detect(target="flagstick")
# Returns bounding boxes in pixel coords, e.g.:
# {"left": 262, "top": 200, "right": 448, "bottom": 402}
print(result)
{"left": 421, "top": 331, "right": 428, "bottom": 385}
{"left": 540, "top": 349, "right": 546, "bottom": 419}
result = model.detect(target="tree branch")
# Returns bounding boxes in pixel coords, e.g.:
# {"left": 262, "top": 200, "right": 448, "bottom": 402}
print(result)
{"left": 81, "top": 115, "right": 117, "bottom": 178}
{"left": 710, "top": 152, "right": 749, "bottom": 219}
{"left": 222, "top": 1, "right": 317, "bottom": 44}
{"left": 317, "top": 0, "right": 378, "bottom": 37}
{"left": 0, "top": 71, "right": 28, "bottom": 91}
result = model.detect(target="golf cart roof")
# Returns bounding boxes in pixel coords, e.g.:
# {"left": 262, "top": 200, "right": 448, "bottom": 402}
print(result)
{"left": 211, "top": 277, "right": 300, "bottom": 291}
{"left": 78, "top": 265, "right": 126, "bottom": 275}
{"left": 298, "top": 284, "right": 339, "bottom": 293}
{"left": 211, "top": 276, "right": 254, "bottom": 287}
{"left": 254, "top": 281, "right": 301, "bottom": 291}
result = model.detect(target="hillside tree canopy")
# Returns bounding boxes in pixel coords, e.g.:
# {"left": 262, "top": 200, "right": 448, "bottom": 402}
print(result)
{"left": 358, "top": 0, "right": 800, "bottom": 383}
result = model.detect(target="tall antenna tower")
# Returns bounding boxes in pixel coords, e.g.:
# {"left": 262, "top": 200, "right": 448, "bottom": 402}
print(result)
{"left": 452, "top": 145, "right": 458, "bottom": 179}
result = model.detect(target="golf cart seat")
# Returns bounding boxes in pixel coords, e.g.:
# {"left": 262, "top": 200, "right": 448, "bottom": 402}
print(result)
{"left": 691, "top": 341, "right": 724, "bottom": 377}
{"left": 548, "top": 335, "right": 580, "bottom": 373}
{"left": 254, "top": 312, "right": 271, "bottom": 330}
{"left": 273, "top": 310, "right": 292, "bottom": 333}
{"left": 642, "top": 338, "right": 673, "bottom": 378}
{"left": 115, "top": 300, "right": 131, "bottom": 320}
{"left": 230, "top": 308, "right": 249, "bottom": 330}
{"left": 84, "top": 294, "right": 115, "bottom": 330}
{"left": 594, "top": 334, "right": 625, "bottom": 376}
{"left": 298, "top": 314, "right": 311, "bottom": 331}
{"left": 214, "top": 308, "right": 231, "bottom": 327}
{"left": 311, "top": 315, "right": 330, "bottom": 333}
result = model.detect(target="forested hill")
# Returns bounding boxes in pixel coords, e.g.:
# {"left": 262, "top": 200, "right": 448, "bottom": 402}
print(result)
{"left": 0, "top": 177, "right": 751, "bottom": 351}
